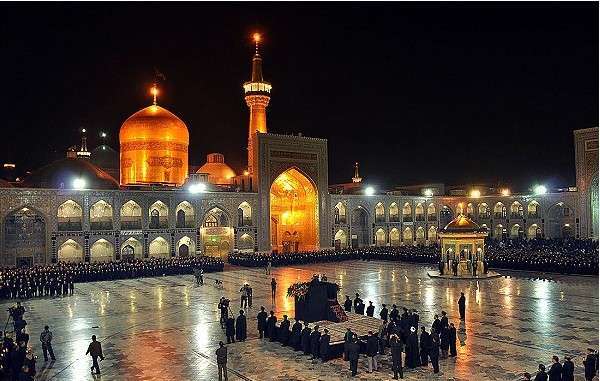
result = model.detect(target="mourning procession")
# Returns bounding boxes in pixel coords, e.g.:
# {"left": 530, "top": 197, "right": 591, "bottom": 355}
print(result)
{"left": 0, "top": 3, "right": 598, "bottom": 381}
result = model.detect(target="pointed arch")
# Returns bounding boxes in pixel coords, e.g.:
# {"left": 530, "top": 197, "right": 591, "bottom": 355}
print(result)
{"left": 478, "top": 203, "right": 489, "bottom": 219}
{"left": 237, "top": 201, "right": 252, "bottom": 226}
{"left": 416, "top": 226, "right": 425, "bottom": 244}
{"left": 375, "top": 228, "right": 386, "bottom": 246}
{"left": 440, "top": 205, "right": 453, "bottom": 226}
{"left": 510, "top": 224, "right": 521, "bottom": 239}
{"left": 149, "top": 200, "right": 169, "bottom": 229}
{"left": 90, "top": 239, "right": 114, "bottom": 263}
{"left": 527, "top": 224, "right": 540, "bottom": 239}
{"left": 427, "top": 203, "right": 436, "bottom": 221}
{"left": 402, "top": 203, "right": 412, "bottom": 222}
{"left": 121, "top": 237, "right": 143, "bottom": 261}
{"left": 350, "top": 206, "right": 369, "bottom": 248}
{"left": 389, "top": 202, "right": 399, "bottom": 222}
{"left": 58, "top": 239, "right": 83, "bottom": 263}
{"left": 403, "top": 226, "right": 413, "bottom": 243}
{"left": 389, "top": 227, "right": 400, "bottom": 246}
{"left": 177, "top": 236, "right": 195, "bottom": 257}
{"left": 4, "top": 206, "right": 46, "bottom": 264}
{"left": 494, "top": 224, "right": 504, "bottom": 239}
{"left": 90, "top": 200, "right": 113, "bottom": 230}
{"left": 415, "top": 203, "right": 424, "bottom": 221}
{"left": 334, "top": 202, "right": 347, "bottom": 224}
{"left": 527, "top": 200, "right": 540, "bottom": 218}
{"left": 239, "top": 233, "right": 255, "bottom": 250}
{"left": 375, "top": 202, "right": 385, "bottom": 223}
{"left": 510, "top": 201, "right": 523, "bottom": 218}
{"left": 57, "top": 200, "right": 82, "bottom": 231}
{"left": 494, "top": 202, "right": 506, "bottom": 219}
{"left": 149, "top": 236, "right": 170, "bottom": 258}
{"left": 455, "top": 203, "right": 464, "bottom": 216}
{"left": 334, "top": 229, "right": 347, "bottom": 249}
{"left": 428, "top": 225, "right": 437, "bottom": 242}
{"left": 175, "top": 201, "right": 195, "bottom": 228}
{"left": 203, "top": 207, "right": 230, "bottom": 227}
{"left": 120, "top": 200, "right": 142, "bottom": 229}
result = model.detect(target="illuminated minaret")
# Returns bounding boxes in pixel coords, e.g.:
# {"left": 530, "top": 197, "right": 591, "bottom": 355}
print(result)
{"left": 352, "top": 162, "right": 362, "bottom": 183}
{"left": 76, "top": 128, "right": 91, "bottom": 159}
{"left": 243, "top": 33, "right": 272, "bottom": 176}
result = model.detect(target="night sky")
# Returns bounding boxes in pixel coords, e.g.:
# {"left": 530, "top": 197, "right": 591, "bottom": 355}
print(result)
{"left": 1, "top": 3, "right": 597, "bottom": 190}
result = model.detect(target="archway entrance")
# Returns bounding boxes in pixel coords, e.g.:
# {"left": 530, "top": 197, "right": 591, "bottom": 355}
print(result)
{"left": 270, "top": 168, "right": 318, "bottom": 253}
{"left": 350, "top": 207, "right": 369, "bottom": 248}
{"left": 201, "top": 208, "right": 232, "bottom": 259}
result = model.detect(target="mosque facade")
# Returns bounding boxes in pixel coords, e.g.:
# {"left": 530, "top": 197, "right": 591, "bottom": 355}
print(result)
{"left": 0, "top": 37, "right": 597, "bottom": 267}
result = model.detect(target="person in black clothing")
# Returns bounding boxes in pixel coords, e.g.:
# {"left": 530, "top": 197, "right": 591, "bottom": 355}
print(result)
{"left": 440, "top": 311, "right": 449, "bottom": 328}
{"left": 390, "top": 334, "right": 403, "bottom": 379}
{"left": 419, "top": 326, "right": 430, "bottom": 366}
{"left": 431, "top": 315, "right": 441, "bottom": 338}
{"left": 357, "top": 301, "right": 365, "bottom": 315}
{"left": 430, "top": 333, "right": 440, "bottom": 374}
{"left": 405, "top": 327, "right": 419, "bottom": 368}
{"left": 347, "top": 336, "right": 360, "bottom": 377}
{"left": 290, "top": 319, "right": 303, "bottom": 351}
{"left": 562, "top": 356, "right": 574, "bottom": 381}
{"left": 343, "top": 296, "right": 352, "bottom": 312}
{"left": 548, "top": 356, "right": 562, "bottom": 381}
{"left": 353, "top": 293, "right": 362, "bottom": 312}
{"left": 440, "top": 325, "right": 450, "bottom": 358}
{"left": 584, "top": 348, "right": 597, "bottom": 381}
{"left": 458, "top": 293, "right": 466, "bottom": 320}
{"left": 319, "top": 329, "right": 330, "bottom": 362}
{"left": 366, "top": 301, "right": 375, "bottom": 317}
{"left": 449, "top": 322, "right": 457, "bottom": 357}
{"left": 266, "top": 311, "right": 277, "bottom": 341}
{"left": 270, "top": 278, "right": 277, "bottom": 303}
{"left": 390, "top": 305, "right": 399, "bottom": 322}
{"left": 235, "top": 310, "right": 247, "bottom": 342}
{"left": 310, "top": 325, "right": 321, "bottom": 360}
{"left": 225, "top": 314, "right": 235, "bottom": 343}
{"left": 256, "top": 307, "right": 267, "bottom": 339}
{"left": 301, "top": 324, "right": 312, "bottom": 355}
{"left": 279, "top": 315, "right": 290, "bottom": 345}
{"left": 366, "top": 331, "right": 379, "bottom": 373}
{"left": 535, "top": 364, "right": 548, "bottom": 381}
{"left": 380, "top": 304, "right": 388, "bottom": 321}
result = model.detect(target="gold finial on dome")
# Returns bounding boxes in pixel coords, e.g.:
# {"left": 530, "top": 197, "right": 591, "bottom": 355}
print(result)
{"left": 150, "top": 83, "right": 159, "bottom": 105}
{"left": 253, "top": 33, "right": 261, "bottom": 55}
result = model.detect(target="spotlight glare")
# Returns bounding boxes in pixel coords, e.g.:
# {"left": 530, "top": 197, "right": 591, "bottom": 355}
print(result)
{"left": 365, "top": 186, "right": 375, "bottom": 196}
{"left": 189, "top": 183, "right": 207, "bottom": 194}
{"left": 533, "top": 185, "right": 547, "bottom": 195}
{"left": 72, "top": 178, "right": 86, "bottom": 190}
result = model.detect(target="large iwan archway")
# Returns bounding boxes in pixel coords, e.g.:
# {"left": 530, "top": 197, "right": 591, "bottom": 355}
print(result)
{"left": 270, "top": 168, "right": 318, "bottom": 253}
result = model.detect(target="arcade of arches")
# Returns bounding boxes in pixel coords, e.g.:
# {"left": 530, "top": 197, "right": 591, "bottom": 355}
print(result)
{"left": 270, "top": 168, "right": 318, "bottom": 253}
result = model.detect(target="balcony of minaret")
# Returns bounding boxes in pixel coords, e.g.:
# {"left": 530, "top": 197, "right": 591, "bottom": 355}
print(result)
{"left": 243, "top": 81, "right": 272, "bottom": 95}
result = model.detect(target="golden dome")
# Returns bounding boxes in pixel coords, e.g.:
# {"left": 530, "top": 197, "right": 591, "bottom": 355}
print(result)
{"left": 119, "top": 105, "right": 189, "bottom": 186}
{"left": 441, "top": 214, "right": 483, "bottom": 233}
{"left": 197, "top": 153, "right": 236, "bottom": 185}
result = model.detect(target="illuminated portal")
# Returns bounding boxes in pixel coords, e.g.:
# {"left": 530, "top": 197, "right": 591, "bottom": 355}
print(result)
{"left": 270, "top": 168, "right": 318, "bottom": 253}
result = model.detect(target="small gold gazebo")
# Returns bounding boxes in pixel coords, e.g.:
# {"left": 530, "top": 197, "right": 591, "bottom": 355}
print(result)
{"left": 438, "top": 214, "right": 488, "bottom": 277}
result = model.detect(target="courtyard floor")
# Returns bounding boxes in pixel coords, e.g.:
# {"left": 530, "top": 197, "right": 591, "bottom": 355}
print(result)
{"left": 2, "top": 261, "right": 597, "bottom": 381}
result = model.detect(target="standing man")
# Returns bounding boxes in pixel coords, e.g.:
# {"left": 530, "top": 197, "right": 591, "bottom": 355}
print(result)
{"left": 266, "top": 260, "right": 271, "bottom": 275}
{"left": 85, "top": 335, "right": 104, "bottom": 375}
{"left": 405, "top": 327, "right": 419, "bottom": 369}
{"left": 548, "top": 356, "right": 562, "bottom": 381}
{"left": 366, "top": 331, "right": 379, "bottom": 373}
{"left": 419, "top": 326, "right": 431, "bottom": 366}
{"left": 348, "top": 336, "right": 360, "bottom": 377}
{"left": 301, "top": 324, "right": 312, "bottom": 355}
{"left": 343, "top": 296, "right": 352, "bottom": 312}
{"left": 270, "top": 278, "right": 277, "bottom": 303}
{"left": 235, "top": 310, "right": 247, "bottom": 342}
{"left": 343, "top": 328, "right": 353, "bottom": 361}
{"left": 458, "top": 292, "right": 466, "bottom": 321}
{"left": 40, "top": 325, "right": 56, "bottom": 362}
{"left": 430, "top": 331, "right": 440, "bottom": 374}
{"left": 440, "top": 311, "right": 449, "bottom": 329}
{"left": 240, "top": 285, "right": 248, "bottom": 309}
{"left": 390, "top": 333, "right": 403, "bottom": 380}
{"left": 310, "top": 325, "right": 321, "bottom": 360}
{"left": 380, "top": 304, "right": 389, "bottom": 321}
{"left": 366, "top": 301, "right": 375, "bottom": 317}
{"left": 266, "top": 311, "right": 277, "bottom": 341}
{"left": 256, "top": 306, "right": 268, "bottom": 339}
{"left": 279, "top": 315, "right": 291, "bottom": 345}
{"left": 449, "top": 322, "right": 458, "bottom": 357}
{"left": 584, "top": 348, "right": 597, "bottom": 381}
{"left": 216, "top": 341, "right": 228, "bottom": 381}
{"left": 290, "top": 319, "right": 303, "bottom": 351}
{"left": 562, "top": 356, "right": 574, "bottom": 381}
{"left": 225, "top": 313, "right": 235, "bottom": 344}
{"left": 353, "top": 293, "right": 362, "bottom": 313}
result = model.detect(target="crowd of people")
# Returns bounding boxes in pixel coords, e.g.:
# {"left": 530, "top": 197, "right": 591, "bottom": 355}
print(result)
{"left": 485, "top": 238, "right": 598, "bottom": 275}
{"left": 0, "top": 256, "right": 224, "bottom": 300}
{"left": 229, "top": 238, "right": 598, "bottom": 275}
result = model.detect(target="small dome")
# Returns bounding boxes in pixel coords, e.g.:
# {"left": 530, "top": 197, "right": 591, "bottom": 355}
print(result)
{"left": 91, "top": 145, "right": 119, "bottom": 170}
{"left": 119, "top": 105, "right": 189, "bottom": 186}
{"left": 22, "top": 157, "right": 119, "bottom": 190}
{"left": 196, "top": 153, "right": 236, "bottom": 185}
{"left": 441, "top": 214, "right": 484, "bottom": 233}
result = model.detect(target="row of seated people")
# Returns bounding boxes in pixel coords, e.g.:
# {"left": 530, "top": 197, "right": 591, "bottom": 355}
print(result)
{"left": 229, "top": 238, "right": 598, "bottom": 275}
{"left": 0, "top": 256, "right": 224, "bottom": 300}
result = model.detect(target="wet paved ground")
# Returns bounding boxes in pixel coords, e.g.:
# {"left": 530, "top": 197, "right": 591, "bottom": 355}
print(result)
{"left": 2, "top": 260, "right": 597, "bottom": 381}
